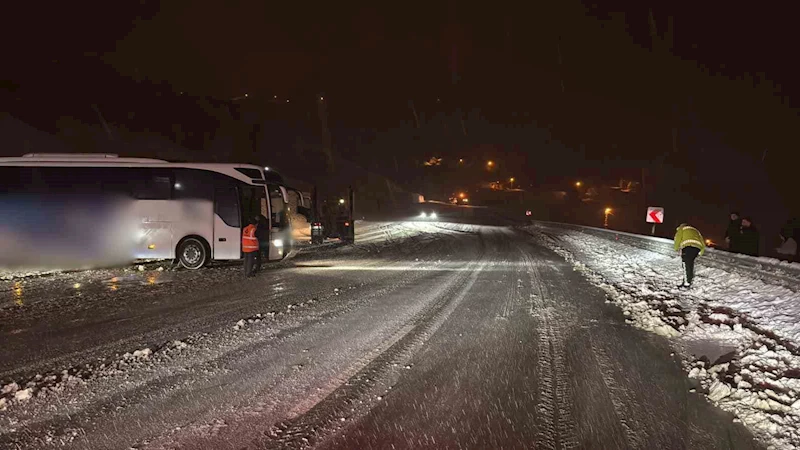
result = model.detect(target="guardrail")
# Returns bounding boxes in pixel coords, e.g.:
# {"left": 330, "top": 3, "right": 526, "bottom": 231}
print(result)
{"left": 530, "top": 220, "right": 800, "bottom": 290}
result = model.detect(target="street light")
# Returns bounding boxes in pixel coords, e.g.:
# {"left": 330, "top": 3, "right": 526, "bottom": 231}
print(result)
{"left": 458, "top": 192, "right": 466, "bottom": 199}
{"left": 486, "top": 160, "right": 494, "bottom": 169}
{"left": 575, "top": 181, "right": 582, "bottom": 188}
{"left": 604, "top": 207, "right": 613, "bottom": 228}
{"left": 509, "top": 177, "right": 515, "bottom": 189}
{"left": 339, "top": 198, "right": 346, "bottom": 205}
{"left": 458, "top": 158, "right": 464, "bottom": 163}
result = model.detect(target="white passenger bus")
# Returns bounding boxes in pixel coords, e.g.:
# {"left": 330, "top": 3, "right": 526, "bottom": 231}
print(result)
{"left": 0, "top": 154, "right": 290, "bottom": 269}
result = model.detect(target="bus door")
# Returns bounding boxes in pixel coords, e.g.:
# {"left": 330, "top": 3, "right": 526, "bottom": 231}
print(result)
{"left": 267, "top": 184, "right": 289, "bottom": 260}
{"left": 239, "top": 185, "right": 267, "bottom": 226}
{"left": 239, "top": 185, "right": 276, "bottom": 258}
{"left": 213, "top": 185, "right": 241, "bottom": 259}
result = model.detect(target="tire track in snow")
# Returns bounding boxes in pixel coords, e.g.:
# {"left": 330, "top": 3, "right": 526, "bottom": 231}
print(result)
{"left": 534, "top": 230, "right": 648, "bottom": 447}
{"left": 592, "top": 331, "right": 679, "bottom": 446}
{"left": 550, "top": 320, "right": 578, "bottom": 449}
{"left": 535, "top": 310, "right": 558, "bottom": 450}
{"left": 259, "top": 260, "right": 488, "bottom": 449}
{"left": 587, "top": 335, "right": 647, "bottom": 449}
{"left": 497, "top": 248, "right": 523, "bottom": 320}
{"left": 527, "top": 252, "right": 579, "bottom": 449}
{"left": 525, "top": 250, "right": 546, "bottom": 315}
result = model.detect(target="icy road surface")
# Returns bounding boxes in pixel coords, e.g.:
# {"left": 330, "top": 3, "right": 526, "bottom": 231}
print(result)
{"left": 0, "top": 221, "right": 761, "bottom": 449}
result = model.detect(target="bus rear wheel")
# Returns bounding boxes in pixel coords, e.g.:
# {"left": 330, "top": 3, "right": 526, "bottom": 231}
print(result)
{"left": 178, "top": 237, "right": 208, "bottom": 270}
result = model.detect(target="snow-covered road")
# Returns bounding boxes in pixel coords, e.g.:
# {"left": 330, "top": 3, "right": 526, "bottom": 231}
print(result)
{"left": 0, "top": 220, "right": 764, "bottom": 449}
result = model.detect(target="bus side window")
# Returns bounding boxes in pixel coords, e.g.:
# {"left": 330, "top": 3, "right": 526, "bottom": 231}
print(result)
{"left": 0, "top": 167, "right": 37, "bottom": 193}
{"left": 173, "top": 168, "right": 213, "bottom": 200}
{"left": 131, "top": 170, "right": 172, "bottom": 200}
{"left": 38, "top": 167, "right": 103, "bottom": 194}
{"left": 102, "top": 168, "right": 135, "bottom": 196}
{"left": 214, "top": 186, "right": 240, "bottom": 228}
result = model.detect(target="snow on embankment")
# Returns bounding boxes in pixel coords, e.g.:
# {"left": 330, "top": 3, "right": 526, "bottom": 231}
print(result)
{"left": 530, "top": 223, "right": 800, "bottom": 450}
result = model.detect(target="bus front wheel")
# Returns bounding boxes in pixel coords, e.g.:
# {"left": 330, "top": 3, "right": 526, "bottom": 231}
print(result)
{"left": 178, "top": 237, "right": 208, "bottom": 270}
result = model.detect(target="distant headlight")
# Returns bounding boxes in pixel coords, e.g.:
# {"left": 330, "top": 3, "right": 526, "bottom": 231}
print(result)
{"left": 419, "top": 212, "right": 428, "bottom": 218}
{"left": 273, "top": 239, "right": 284, "bottom": 247}
{"left": 430, "top": 212, "right": 438, "bottom": 219}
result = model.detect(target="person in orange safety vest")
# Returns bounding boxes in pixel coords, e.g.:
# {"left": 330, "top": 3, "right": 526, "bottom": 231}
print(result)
{"left": 242, "top": 217, "right": 260, "bottom": 277}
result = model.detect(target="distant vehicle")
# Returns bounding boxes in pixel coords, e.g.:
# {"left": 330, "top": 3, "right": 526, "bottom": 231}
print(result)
{"left": 449, "top": 196, "right": 470, "bottom": 205}
{"left": 309, "top": 187, "right": 354, "bottom": 244}
{"left": 418, "top": 211, "right": 438, "bottom": 220}
{"left": 525, "top": 210, "right": 532, "bottom": 216}
{"left": 0, "top": 153, "right": 291, "bottom": 269}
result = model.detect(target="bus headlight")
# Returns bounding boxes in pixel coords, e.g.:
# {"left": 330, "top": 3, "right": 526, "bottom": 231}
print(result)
{"left": 273, "top": 239, "right": 284, "bottom": 248}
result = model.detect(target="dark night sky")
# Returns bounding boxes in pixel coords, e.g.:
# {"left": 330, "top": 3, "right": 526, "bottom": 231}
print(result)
{"left": 4, "top": 1, "right": 800, "bottom": 220}
{"left": 8, "top": 3, "right": 799, "bottom": 107}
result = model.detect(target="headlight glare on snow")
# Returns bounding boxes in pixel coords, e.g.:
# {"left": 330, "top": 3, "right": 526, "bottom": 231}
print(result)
{"left": 273, "top": 239, "right": 284, "bottom": 248}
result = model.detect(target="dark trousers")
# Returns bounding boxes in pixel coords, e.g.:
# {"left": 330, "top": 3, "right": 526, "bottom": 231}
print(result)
{"left": 254, "top": 242, "right": 268, "bottom": 272}
{"left": 244, "top": 252, "right": 259, "bottom": 277}
{"left": 681, "top": 247, "right": 701, "bottom": 284}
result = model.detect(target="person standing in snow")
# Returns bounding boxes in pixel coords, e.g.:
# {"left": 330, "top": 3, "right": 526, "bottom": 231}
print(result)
{"left": 242, "top": 217, "right": 260, "bottom": 277}
{"left": 674, "top": 223, "right": 706, "bottom": 288}
{"left": 253, "top": 214, "right": 270, "bottom": 272}
{"left": 738, "top": 217, "right": 760, "bottom": 257}
{"left": 724, "top": 211, "right": 742, "bottom": 253}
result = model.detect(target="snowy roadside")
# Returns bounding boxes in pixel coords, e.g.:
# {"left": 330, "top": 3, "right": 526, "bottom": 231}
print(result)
{"left": 0, "top": 258, "right": 182, "bottom": 282}
{"left": 530, "top": 224, "right": 800, "bottom": 450}
{"left": 0, "top": 298, "right": 312, "bottom": 430}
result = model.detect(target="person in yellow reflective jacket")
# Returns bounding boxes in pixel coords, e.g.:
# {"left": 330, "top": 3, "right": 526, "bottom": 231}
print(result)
{"left": 674, "top": 223, "right": 706, "bottom": 288}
